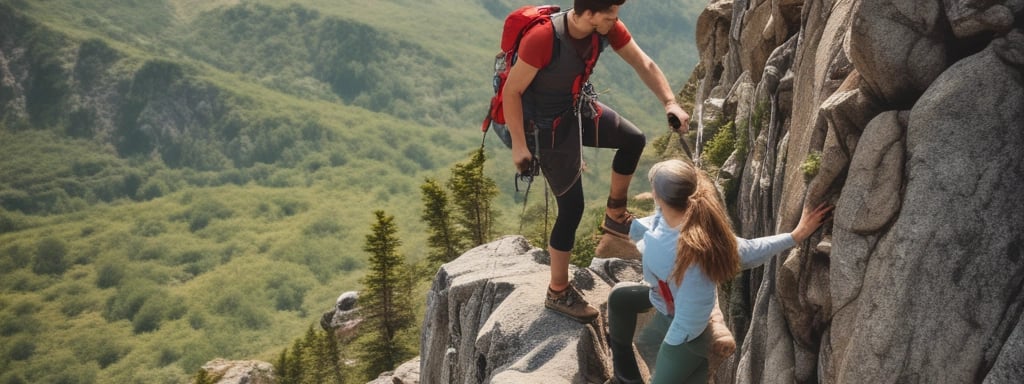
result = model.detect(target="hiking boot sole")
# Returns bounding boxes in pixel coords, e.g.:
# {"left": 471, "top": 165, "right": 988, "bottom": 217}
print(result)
{"left": 544, "top": 302, "right": 599, "bottom": 323}
{"left": 601, "top": 213, "right": 632, "bottom": 239}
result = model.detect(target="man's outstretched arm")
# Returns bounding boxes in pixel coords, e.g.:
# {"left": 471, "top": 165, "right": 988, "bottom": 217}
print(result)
{"left": 616, "top": 39, "right": 690, "bottom": 133}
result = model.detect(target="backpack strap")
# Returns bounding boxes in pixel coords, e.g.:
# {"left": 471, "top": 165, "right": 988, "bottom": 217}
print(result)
{"left": 553, "top": 10, "right": 607, "bottom": 110}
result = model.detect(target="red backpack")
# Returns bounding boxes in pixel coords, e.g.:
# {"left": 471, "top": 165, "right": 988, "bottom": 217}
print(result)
{"left": 481, "top": 5, "right": 560, "bottom": 148}
{"left": 481, "top": 5, "right": 605, "bottom": 149}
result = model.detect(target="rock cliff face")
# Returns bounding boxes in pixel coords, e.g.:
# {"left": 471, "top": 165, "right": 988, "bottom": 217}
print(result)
{"left": 419, "top": 236, "right": 641, "bottom": 383}
{"left": 691, "top": 0, "right": 1023, "bottom": 383}
{"left": 416, "top": 1, "right": 1023, "bottom": 383}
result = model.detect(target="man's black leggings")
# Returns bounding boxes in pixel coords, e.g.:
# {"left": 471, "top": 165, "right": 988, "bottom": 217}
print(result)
{"left": 549, "top": 103, "right": 645, "bottom": 252}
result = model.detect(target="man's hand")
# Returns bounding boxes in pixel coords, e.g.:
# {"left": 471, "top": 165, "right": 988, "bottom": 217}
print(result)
{"left": 513, "top": 146, "right": 533, "bottom": 174}
{"left": 666, "top": 102, "right": 690, "bottom": 135}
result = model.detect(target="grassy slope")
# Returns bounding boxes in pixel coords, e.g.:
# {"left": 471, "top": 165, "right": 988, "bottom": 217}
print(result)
{"left": 0, "top": 0, "right": 703, "bottom": 382}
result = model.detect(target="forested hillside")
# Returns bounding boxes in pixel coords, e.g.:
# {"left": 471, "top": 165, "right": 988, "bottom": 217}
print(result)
{"left": 0, "top": 0, "right": 701, "bottom": 382}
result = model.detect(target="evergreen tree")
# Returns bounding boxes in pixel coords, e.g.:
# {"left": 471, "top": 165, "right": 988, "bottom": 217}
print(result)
{"left": 420, "top": 177, "right": 463, "bottom": 264}
{"left": 285, "top": 338, "right": 304, "bottom": 384}
{"left": 298, "top": 325, "right": 319, "bottom": 384}
{"left": 274, "top": 347, "right": 290, "bottom": 383}
{"left": 357, "top": 210, "right": 416, "bottom": 379}
{"left": 319, "top": 328, "right": 345, "bottom": 383}
{"left": 447, "top": 148, "right": 498, "bottom": 247}
{"left": 273, "top": 325, "right": 344, "bottom": 384}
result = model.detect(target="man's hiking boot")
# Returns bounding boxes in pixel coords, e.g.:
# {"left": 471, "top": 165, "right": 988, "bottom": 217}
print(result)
{"left": 601, "top": 211, "right": 635, "bottom": 239}
{"left": 545, "top": 285, "right": 599, "bottom": 323}
{"left": 602, "top": 197, "right": 634, "bottom": 239}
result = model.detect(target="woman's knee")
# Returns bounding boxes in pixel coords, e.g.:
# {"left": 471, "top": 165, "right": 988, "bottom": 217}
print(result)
{"left": 610, "top": 283, "right": 650, "bottom": 306}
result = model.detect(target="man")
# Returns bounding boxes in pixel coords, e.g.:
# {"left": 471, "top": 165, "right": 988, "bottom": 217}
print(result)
{"left": 502, "top": 0, "right": 690, "bottom": 322}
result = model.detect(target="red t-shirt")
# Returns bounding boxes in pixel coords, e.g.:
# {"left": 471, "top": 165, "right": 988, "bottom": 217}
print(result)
{"left": 517, "top": 18, "right": 631, "bottom": 69}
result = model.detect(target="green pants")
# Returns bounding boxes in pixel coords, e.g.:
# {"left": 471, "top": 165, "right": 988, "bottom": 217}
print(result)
{"left": 608, "top": 283, "right": 711, "bottom": 384}
{"left": 650, "top": 316, "right": 710, "bottom": 384}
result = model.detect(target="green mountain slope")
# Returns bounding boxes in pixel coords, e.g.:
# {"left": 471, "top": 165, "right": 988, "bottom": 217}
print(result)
{"left": 0, "top": 0, "right": 702, "bottom": 382}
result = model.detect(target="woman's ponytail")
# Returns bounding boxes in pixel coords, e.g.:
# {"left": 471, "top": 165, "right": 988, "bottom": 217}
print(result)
{"left": 670, "top": 172, "right": 739, "bottom": 285}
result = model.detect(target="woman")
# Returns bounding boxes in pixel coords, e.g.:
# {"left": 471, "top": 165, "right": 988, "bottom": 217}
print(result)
{"left": 606, "top": 159, "right": 833, "bottom": 383}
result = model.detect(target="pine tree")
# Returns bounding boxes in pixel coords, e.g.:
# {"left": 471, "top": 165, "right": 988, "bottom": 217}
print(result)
{"left": 447, "top": 148, "right": 498, "bottom": 247}
{"left": 285, "top": 338, "right": 303, "bottom": 384}
{"left": 420, "top": 177, "right": 463, "bottom": 264}
{"left": 320, "top": 328, "right": 345, "bottom": 383}
{"left": 273, "top": 326, "right": 345, "bottom": 384}
{"left": 357, "top": 210, "right": 416, "bottom": 379}
{"left": 298, "top": 325, "right": 319, "bottom": 384}
{"left": 274, "top": 347, "right": 290, "bottom": 384}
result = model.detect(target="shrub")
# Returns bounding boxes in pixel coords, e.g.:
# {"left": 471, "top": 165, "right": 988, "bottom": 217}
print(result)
{"left": 2, "top": 243, "right": 31, "bottom": 269}
{"left": 274, "top": 197, "right": 306, "bottom": 216}
{"left": 123, "top": 169, "right": 146, "bottom": 198}
{"left": 95, "top": 261, "right": 125, "bottom": 288}
{"left": 341, "top": 254, "right": 362, "bottom": 272}
{"left": 69, "top": 330, "right": 128, "bottom": 369}
{"left": 104, "top": 279, "right": 160, "bottom": 321}
{"left": 178, "top": 249, "right": 219, "bottom": 277}
{"left": 88, "top": 174, "right": 130, "bottom": 203}
{"left": 302, "top": 216, "right": 343, "bottom": 237}
{"left": 188, "top": 311, "right": 206, "bottom": 330}
{"left": 267, "top": 274, "right": 310, "bottom": 312}
{"left": 165, "top": 296, "right": 188, "bottom": 320}
{"left": 8, "top": 337, "right": 35, "bottom": 361}
{"left": 302, "top": 153, "right": 329, "bottom": 172}
{"left": 25, "top": 36, "right": 71, "bottom": 128}
{"left": 800, "top": 151, "right": 822, "bottom": 182}
{"left": 133, "top": 218, "right": 167, "bottom": 237}
{"left": 0, "top": 372, "right": 27, "bottom": 384}
{"left": 0, "top": 208, "right": 27, "bottom": 233}
{"left": 215, "top": 168, "right": 242, "bottom": 186}
{"left": 136, "top": 178, "right": 169, "bottom": 201}
{"left": 116, "top": 60, "right": 185, "bottom": 157}
{"left": 74, "top": 38, "right": 119, "bottom": 89}
{"left": 134, "top": 242, "right": 170, "bottom": 261}
{"left": 33, "top": 237, "right": 67, "bottom": 275}
{"left": 132, "top": 299, "right": 165, "bottom": 333}
{"left": 183, "top": 198, "right": 233, "bottom": 232}
{"left": 328, "top": 151, "right": 347, "bottom": 166}
{"left": 3, "top": 269, "right": 49, "bottom": 292}
{"left": 403, "top": 143, "right": 434, "bottom": 170}
{"left": 0, "top": 312, "right": 39, "bottom": 337}
{"left": 95, "top": 343, "right": 127, "bottom": 368}
{"left": 38, "top": 362, "right": 98, "bottom": 384}
{"left": 0, "top": 189, "right": 31, "bottom": 213}
{"left": 701, "top": 120, "right": 736, "bottom": 168}
{"left": 193, "top": 370, "right": 223, "bottom": 384}
{"left": 71, "top": 158, "right": 106, "bottom": 177}
{"left": 215, "top": 289, "right": 270, "bottom": 329}
{"left": 61, "top": 296, "right": 98, "bottom": 317}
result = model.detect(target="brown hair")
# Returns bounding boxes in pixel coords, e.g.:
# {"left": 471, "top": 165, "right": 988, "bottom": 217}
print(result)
{"left": 648, "top": 159, "right": 739, "bottom": 285}
{"left": 574, "top": 0, "right": 626, "bottom": 15}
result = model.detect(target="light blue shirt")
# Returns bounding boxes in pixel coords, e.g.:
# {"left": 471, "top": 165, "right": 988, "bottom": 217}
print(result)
{"left": 630, "top": 209, "right": 795, "bottom": 345}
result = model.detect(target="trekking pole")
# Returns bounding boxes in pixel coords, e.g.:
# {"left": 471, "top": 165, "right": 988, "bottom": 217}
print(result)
{"left": 669, "top": 114, "right": 694, "bottom": 162}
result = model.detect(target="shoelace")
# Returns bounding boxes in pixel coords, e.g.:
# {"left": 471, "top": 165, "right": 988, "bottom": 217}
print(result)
{"left": 558, "top": 288, "right": 581, "bottom": 305}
